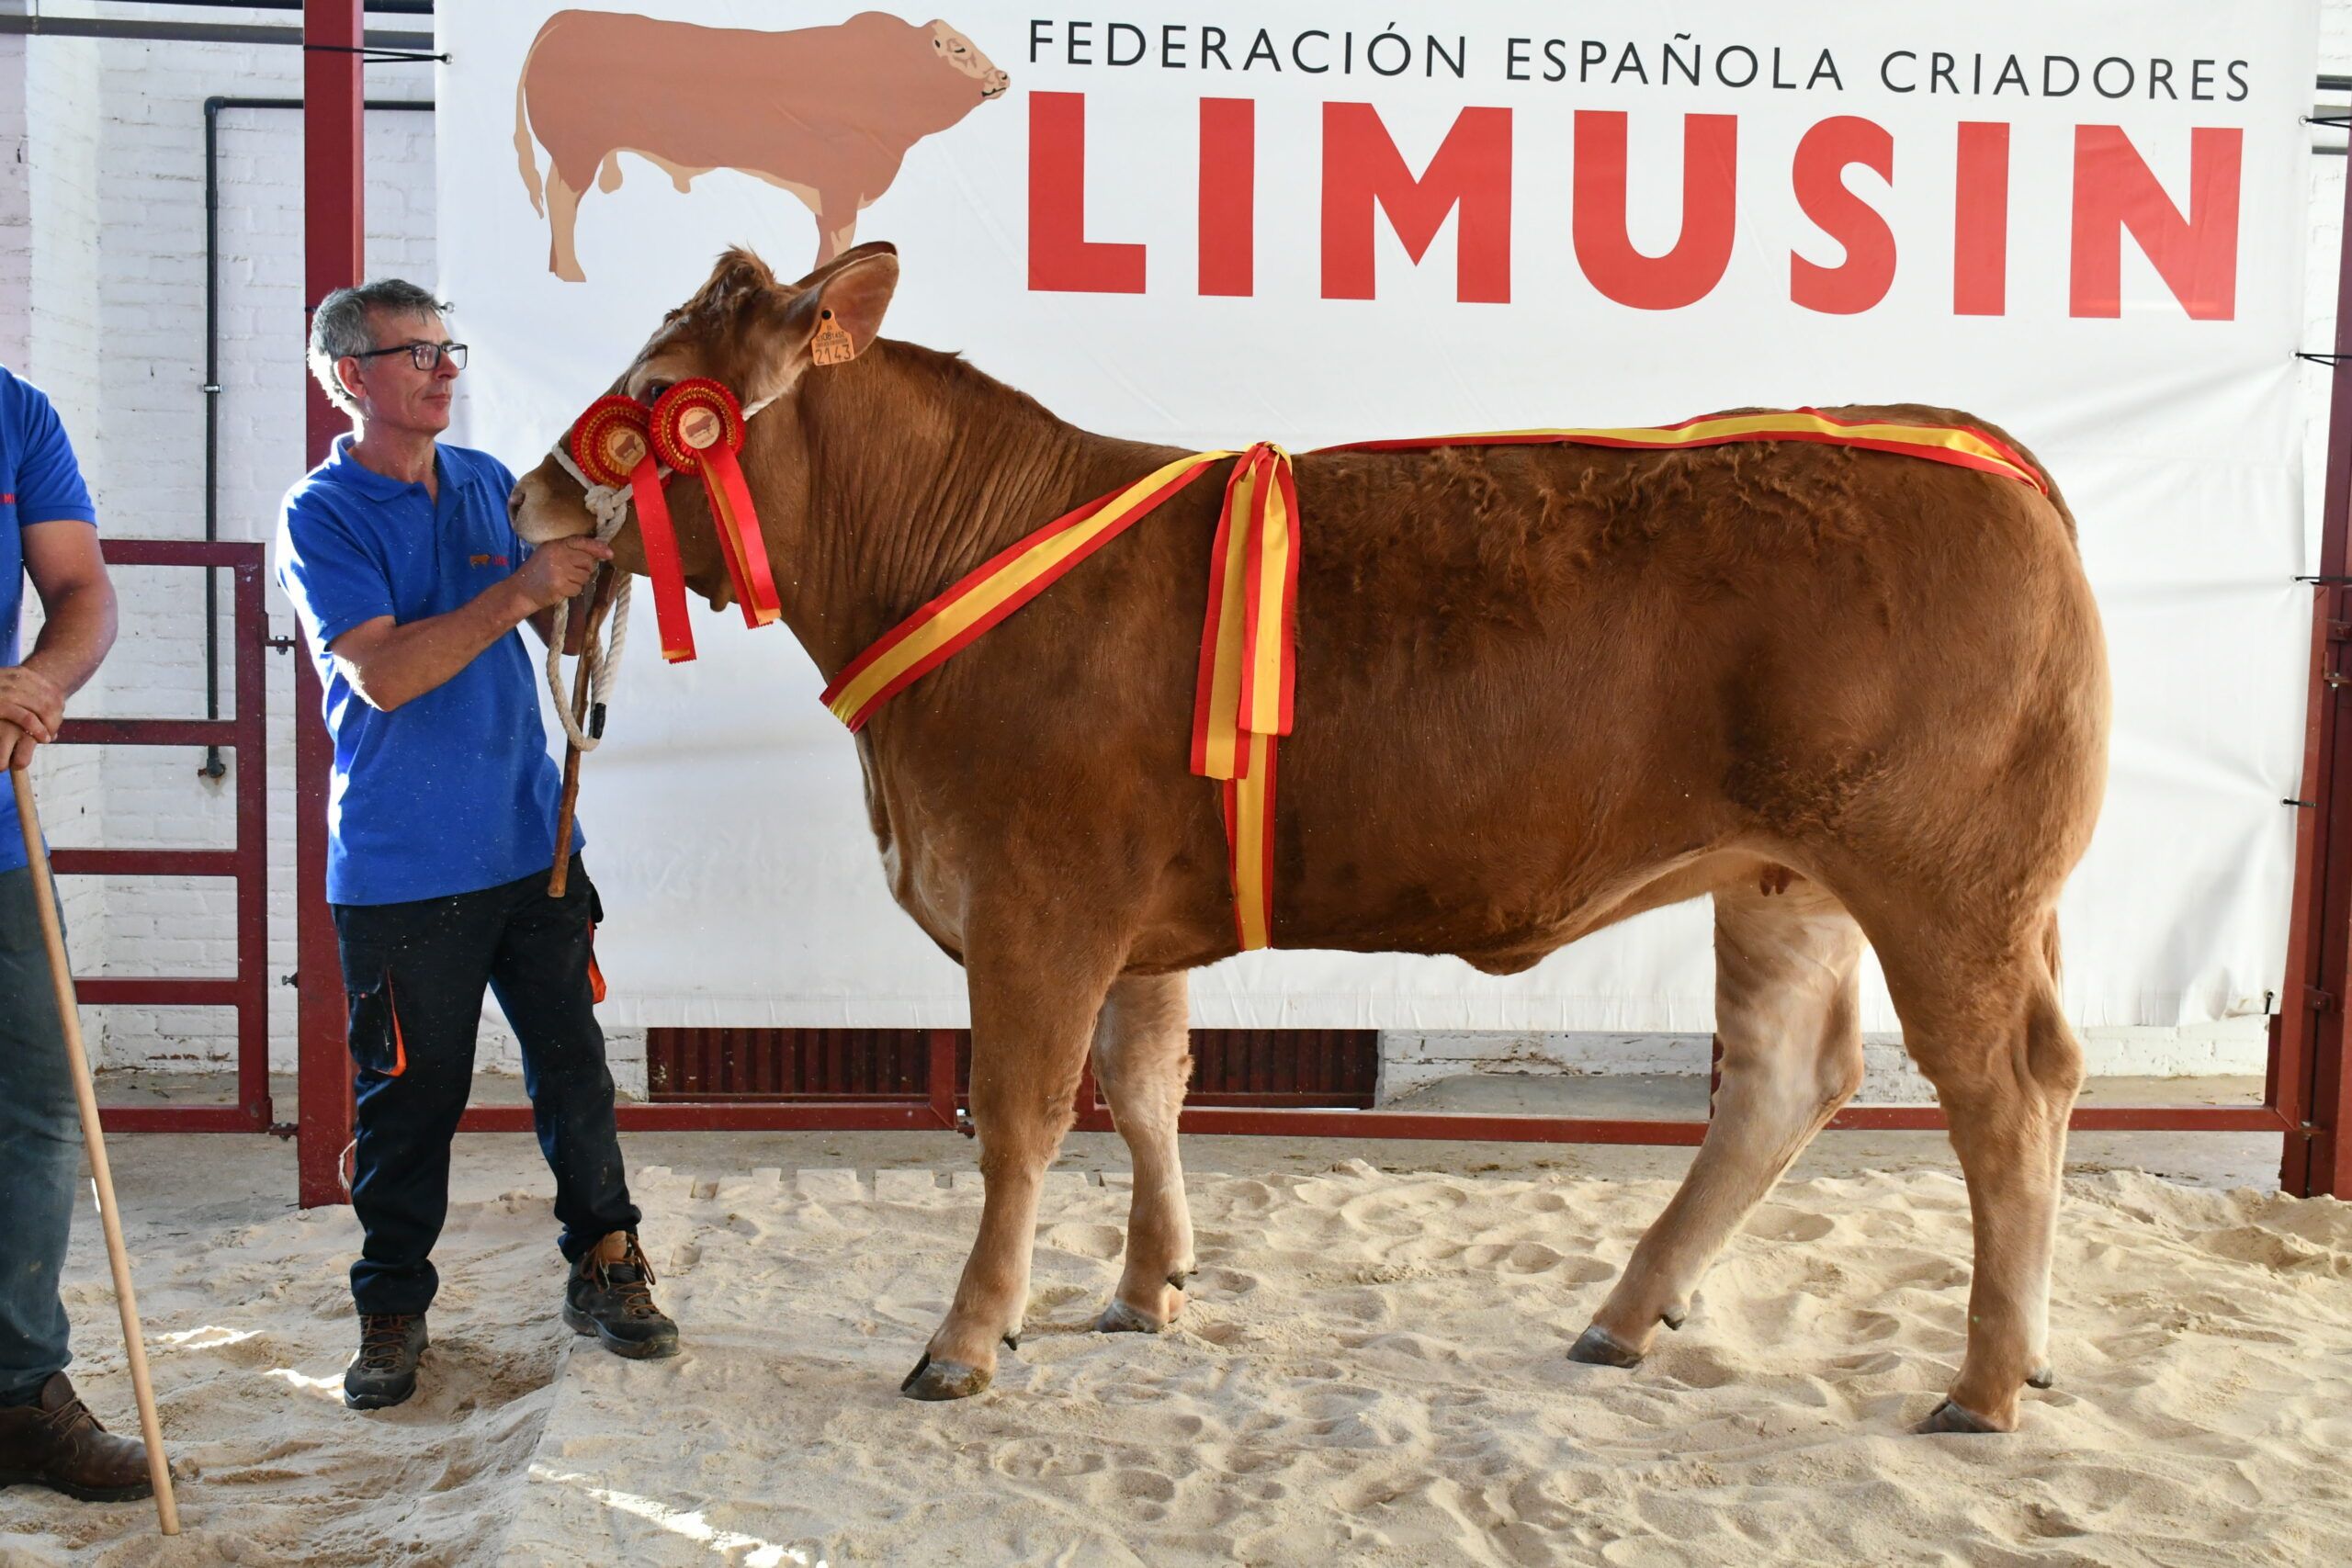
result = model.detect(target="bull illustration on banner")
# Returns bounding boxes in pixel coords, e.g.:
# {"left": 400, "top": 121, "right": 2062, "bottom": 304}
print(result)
{"left": 513, "top": 8, "right": 1009, "bottom": 280}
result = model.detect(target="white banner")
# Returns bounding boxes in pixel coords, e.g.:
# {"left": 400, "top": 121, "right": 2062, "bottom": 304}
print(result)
{"left": 438, "top": 2, "right": 2319, "bottom": 1031}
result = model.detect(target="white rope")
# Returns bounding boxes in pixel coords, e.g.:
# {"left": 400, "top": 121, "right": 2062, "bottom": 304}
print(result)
{"left": 544, "top": 443, "right": 633, "bottom": 752}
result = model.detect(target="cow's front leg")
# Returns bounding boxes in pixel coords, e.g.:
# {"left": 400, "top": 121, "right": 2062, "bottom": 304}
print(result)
{"left": 544, "top": 164, "right": 588, "bottom": 282}
{"left": 902, "top": 929, "right": 1121, "bottom": 1402}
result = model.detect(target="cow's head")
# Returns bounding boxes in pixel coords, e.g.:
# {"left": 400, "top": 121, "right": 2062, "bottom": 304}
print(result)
{"left": 509, "top": 243, "right": 900, "bottom": 612}
{"left": 928, "top": 20, "right": 1010, "bottom": 98}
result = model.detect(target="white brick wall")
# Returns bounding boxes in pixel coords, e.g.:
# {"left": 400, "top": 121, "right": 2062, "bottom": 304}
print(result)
{"left": 80, "top": 40, "right": 435, "bottom": 1073}
{"left": 0, "top": 6, "right": 432, "bottom": 1071}
{"left": 1377, "top": 1021, "right": 2274, "bottom": 1104}
{"left": 0, "top": 6, "right": 2345, "bottom": 1091}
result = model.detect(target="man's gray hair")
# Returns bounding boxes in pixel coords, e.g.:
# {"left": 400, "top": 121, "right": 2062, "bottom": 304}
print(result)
{"left": 308, "top": 279, "right": 450, "bottom": 414}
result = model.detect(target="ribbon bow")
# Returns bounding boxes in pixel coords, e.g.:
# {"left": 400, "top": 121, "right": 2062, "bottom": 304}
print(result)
{"left": 569, "top": 394, "right": 695, "bottom": 663}
{"left": 650, "top": 378, "right": 784, "bottom": 629}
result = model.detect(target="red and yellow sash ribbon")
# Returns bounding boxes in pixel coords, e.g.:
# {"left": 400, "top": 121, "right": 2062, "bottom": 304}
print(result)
{"left": 1189, "top": 445, "right": 1297, "bottom": 950}
{"left": 651, "top": 378, "right": 783, "bottom": 629}
{"left": 819, "top": 441, "right": 1295, "bottom": 948}
{"left": 819, "top": 410, "right": 2048, "bottom": 953}
{"left": 569, "top": 395, "right": 695, "bottom": 662}
{"left": 1321, "top": 407, "right": 2047, "bottom": 493}
{"left": 821, "top": 449, "right": 1236, "bottom": 728}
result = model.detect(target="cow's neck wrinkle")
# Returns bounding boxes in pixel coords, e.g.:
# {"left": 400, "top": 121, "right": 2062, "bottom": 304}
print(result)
{"left": 790, "top": 340, "right": 1185, "bottom": 680}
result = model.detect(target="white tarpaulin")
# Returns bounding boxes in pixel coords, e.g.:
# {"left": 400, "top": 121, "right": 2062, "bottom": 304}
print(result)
{"left": 436, "top": 2, "right": 2319, "bottom": 1031}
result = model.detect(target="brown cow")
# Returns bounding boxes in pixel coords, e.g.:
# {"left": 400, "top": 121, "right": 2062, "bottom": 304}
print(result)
{"left": 512, "top": 245, "right": 2110, "bottom": 1435}
{"left": 513, "top": 11, "right": 1007, "bottom": 281}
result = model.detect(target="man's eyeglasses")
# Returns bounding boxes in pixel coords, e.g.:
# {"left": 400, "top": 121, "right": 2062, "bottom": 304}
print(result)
{"left": 349, "top": 341, "right": 468, "bottom": 373}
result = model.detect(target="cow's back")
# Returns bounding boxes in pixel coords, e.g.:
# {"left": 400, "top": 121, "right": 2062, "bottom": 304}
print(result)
{"left": 520, "top": 9, "right": 932, "bottom": 183}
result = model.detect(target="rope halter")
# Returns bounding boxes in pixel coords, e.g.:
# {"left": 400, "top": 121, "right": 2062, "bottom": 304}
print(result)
{"left": 542, "top": 436, "right": 635, "bottom": 752}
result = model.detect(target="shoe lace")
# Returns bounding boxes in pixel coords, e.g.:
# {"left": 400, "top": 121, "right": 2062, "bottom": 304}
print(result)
{"left": 590, "top": 1240, "right": 663, "bottom": 1320}
{"left": 37, "top": 1392, "right": 97, "bottom": 1438}
{"left": 357, "top": 1314, "right": 416, "bottom": 1369}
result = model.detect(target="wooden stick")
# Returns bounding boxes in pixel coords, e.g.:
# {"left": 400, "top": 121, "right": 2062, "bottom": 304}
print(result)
{"left": 9, "top": 769, "right": 178, "bottom": 1535}
{"left": 549, "top": 565, "right": 616, "bottom": 898}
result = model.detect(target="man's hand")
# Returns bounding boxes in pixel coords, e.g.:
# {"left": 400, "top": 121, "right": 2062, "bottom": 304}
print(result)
{"left": 0, "top": 666, "right": 66, "bottom": 770}
{"left": 507, "top": 536, "right": 614, "bottom": 614}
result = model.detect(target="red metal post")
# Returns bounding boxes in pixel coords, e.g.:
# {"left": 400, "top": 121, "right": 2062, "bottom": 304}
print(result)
{"left": 233, "top": 556, "right": 272, "bottom": 1129}
{"left": 926, "top": 1027, "right": 960, "bottom": 1130}
{"left": 2276, "top": 145, "right": 2352, "bottom": 1198}
{"left": 297, "top": 0, "right": 365, "bottom": 1207}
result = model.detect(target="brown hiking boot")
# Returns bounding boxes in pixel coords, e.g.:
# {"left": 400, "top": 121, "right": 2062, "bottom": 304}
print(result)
{"left": 344, "top": 1313, "right": 428, "bottom": 1411}
{"left": 564, "top": 1232, "right": 680, "bottom": 1359}
{"left": 0, "top": 1373, "right": 154, "bottom": 1503}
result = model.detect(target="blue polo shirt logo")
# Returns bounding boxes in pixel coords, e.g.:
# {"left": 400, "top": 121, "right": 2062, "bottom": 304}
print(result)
{"left": 274, "top": 436, "right": 583, "bottom": 906}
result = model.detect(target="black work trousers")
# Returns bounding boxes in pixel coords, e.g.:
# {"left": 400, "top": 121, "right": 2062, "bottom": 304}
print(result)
{"left": 333, "top": 856, "right": 638, "bottom": 1316}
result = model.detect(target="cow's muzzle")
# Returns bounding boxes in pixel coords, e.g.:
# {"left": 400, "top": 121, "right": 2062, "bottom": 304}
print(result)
{"left": 510, "top": 469, "right": 598, "bottom": 546}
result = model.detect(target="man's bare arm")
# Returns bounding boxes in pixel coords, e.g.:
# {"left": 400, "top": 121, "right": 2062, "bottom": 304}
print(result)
{"left": 0, "top": 520, "right": 118, "bottom": 771}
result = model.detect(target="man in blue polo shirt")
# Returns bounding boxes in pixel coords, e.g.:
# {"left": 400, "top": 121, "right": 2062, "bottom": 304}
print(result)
{"left": 276, "top": 280, "right": 678, "bottom": 1412}
{"left": 0, "top": 366, "right": 153, "bottom": 1503}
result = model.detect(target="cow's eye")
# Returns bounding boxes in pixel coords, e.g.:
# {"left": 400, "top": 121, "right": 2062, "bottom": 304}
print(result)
{"left": 640, "top": 379, "right": 672, "bottom": 404}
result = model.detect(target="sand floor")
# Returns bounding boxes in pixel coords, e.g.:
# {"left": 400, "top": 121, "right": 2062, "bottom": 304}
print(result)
{"left": 5, "top": 1078, "right": 2346, "bottom": 1566}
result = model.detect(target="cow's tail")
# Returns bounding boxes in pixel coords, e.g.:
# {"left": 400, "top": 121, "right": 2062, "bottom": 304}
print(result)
{"left": 514, "top": 74, "right": 545, "bottom": 218}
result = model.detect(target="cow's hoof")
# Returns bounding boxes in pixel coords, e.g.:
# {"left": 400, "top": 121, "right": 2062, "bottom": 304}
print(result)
{"left": 1917, "top": 1397, "right": 2007, "bottom": 1435}
{"left": 1095, "top": 1298, "right": 1166, "bottom": 1335}
{"left": 899, "top": 1353, "right": 991, "bottom": 1402}
{"left": 2027, "top": 1364, "right": 2056, "bottom": 1390}
{"left": 1660, "top": 1305, "right": 1688, "bottom": 1332}
{"left": 1566, "top": 1325, "right": 1645, "bottom": 1369}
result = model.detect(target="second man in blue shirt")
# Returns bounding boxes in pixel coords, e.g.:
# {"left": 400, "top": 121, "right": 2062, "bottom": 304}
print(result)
{"left": 276, "top": 279, "right": 679, "bottom": 1411}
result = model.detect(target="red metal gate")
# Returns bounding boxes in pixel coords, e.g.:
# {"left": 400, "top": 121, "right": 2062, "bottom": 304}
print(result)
{"left": 53, "top": 539, "right": 273, "bottom": 1134}
{"left": 642, "top": 1026, "right": 1381, "bottom": 1109}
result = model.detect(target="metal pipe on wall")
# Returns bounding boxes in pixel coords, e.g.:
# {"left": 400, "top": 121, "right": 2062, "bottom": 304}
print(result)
{"left": 198, "top": 96, "right": 431, "bottom": 780}
{"left": 0, "top": 16, "right": 432, "bottom": 51}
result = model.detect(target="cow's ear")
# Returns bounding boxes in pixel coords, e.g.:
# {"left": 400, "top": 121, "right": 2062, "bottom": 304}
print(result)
{"left": 744, "top": 245, "right": 899, "bottom": 408}
{"left": 785, "top": 244, "right": 899, "bottom": 364}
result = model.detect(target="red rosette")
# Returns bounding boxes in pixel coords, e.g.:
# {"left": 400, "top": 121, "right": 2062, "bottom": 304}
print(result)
{"left": 569, "top": 395, "right": 656, "bottom": 489}
{"left": 650, "top": 378, "right": 745, "bottom": 474}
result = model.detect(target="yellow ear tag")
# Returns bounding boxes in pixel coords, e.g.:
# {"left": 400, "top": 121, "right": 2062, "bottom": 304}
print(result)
{"left": 811, "top": 308, "right": 856, "bottom": 367}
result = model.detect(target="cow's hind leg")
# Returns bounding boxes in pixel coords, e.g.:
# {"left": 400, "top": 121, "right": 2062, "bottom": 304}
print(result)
{"left": 1878, "top": 913, "right": 2079, "bottom": 1433}
{"left": 1573, "top": 873, "right": 1864, "bottom": 1367}
{"left": 1091, "top": 973, "right": 1196, "bottom": 1334}
{"left": 902, "top": 927, "right": 1120, "bottom": 1402}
